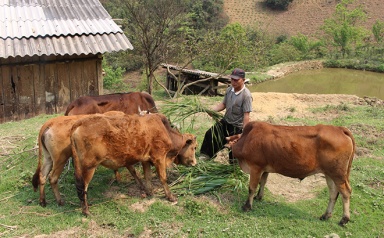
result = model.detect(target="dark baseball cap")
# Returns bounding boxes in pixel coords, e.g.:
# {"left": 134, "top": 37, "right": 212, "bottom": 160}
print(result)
{"left": 230, "top": 68, "right": 245, "bottom": 80}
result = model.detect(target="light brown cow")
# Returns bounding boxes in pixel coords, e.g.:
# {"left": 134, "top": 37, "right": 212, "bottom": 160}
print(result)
{"left": 31, "top": 111, "right": 148, "bottom": 207}
{"left": 226, "top": 121, "right": 355, "bottom": 226}
{"left": 64, "top": 92, "right": 158, "bottom": 116}
{"left": 70, "top": 113, "right": 197, "bottom": 215}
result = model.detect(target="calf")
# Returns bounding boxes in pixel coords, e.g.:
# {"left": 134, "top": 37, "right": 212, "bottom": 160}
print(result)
{"left": 31, "top": 111, "right": 148, "bottom": 207}
{"left": 71, "top": 113, "right": 197, "bottom": 215}
{"left": 64, "top": 92, "right": 157, "bottom": 116}
{"left": 227, "top": 121, "right": 355, "bottom": 226}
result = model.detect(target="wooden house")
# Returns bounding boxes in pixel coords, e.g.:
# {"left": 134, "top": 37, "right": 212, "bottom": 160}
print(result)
{"left": 0, "top": 0, "right": 133, "bottom": 123}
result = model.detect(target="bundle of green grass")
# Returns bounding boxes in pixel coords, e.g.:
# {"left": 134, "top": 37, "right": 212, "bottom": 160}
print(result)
{"left": 169, "top": 160, "right": 248, "bottom": 196}
{"left": 160, "top": 96, "right": 248, "bottom": 195}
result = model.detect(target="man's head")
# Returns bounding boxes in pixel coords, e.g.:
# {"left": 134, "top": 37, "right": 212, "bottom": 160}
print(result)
{"left": 230, "top": 68, "right": 245, "bottom": 80}
{"left": 230, "top": 68, "right": 246, "bottom": 91}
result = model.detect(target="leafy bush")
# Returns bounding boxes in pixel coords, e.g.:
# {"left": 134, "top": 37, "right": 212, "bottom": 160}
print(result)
{"left": 288, "top": 34, "right": 325, "bottom": 60}
{"left": 102, "top": 61, "right": 127, "bottom": 91}
{"left": 372, "top": 20, "right": 384, "bottom": 43}
{"left": 267, "top": 42, "right": 300, "bottom": 65}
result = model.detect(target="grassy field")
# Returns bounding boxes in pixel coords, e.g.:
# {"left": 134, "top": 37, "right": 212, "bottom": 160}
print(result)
{"left": 0, "top": 95, "right": 383, "bottom": 237}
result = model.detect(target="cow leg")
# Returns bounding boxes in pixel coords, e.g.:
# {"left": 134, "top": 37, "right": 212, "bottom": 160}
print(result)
{"left": 76, "top": 167, "right": 96, "bottom": 216}
{"left": 255, "top": 172, "right": 269, "bottom": 201}
{"left": 48, "top": 158, "right": 67, "bottom": 206}
{"left": 320, "top": 175, "right": 339, "bottom": 222}
{"left": 243, "top": 168, "right": 263, "bottom": 211}
{"left": 38, "top": 153, "right": 53, "bottom": 207}
{"left": 126, "top": 165, "right": 151, "bottom": 196}
{"left": 154, "top": 160, "right": 176, "bottom": 202}
{"left": 142, "top": 162, "right": 154, "bottom": 196}
{"left": 114, "top": 170, "right": 121, "bottom": 183}
{"left": 336, "top": 179, "right": 352, "bottom": 226}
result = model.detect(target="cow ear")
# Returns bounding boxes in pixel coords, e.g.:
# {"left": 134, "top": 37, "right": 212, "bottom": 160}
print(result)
{"left": 184, "top": 134, "right": 196, "bottom": 145}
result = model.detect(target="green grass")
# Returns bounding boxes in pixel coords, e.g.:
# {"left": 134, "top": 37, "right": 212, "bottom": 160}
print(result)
{"left": 0, "top": 100, "right": 383, "bottom": 237}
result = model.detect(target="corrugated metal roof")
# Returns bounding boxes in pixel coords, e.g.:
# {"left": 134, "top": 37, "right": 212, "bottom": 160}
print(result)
{"left": 0, "top": 0, "right": 133, "bottom": 58}
{"left": 0, "top": 33, "right": 133, "bottom": 58}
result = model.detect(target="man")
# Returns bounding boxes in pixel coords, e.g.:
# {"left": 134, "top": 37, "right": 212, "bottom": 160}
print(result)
{"left": 200, "top": 68, "right": 253, "bottom": 163}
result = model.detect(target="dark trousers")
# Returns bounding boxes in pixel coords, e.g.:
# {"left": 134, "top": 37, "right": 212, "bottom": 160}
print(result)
{"left": 200, "top": 119, "right": 243, "bottom": 162}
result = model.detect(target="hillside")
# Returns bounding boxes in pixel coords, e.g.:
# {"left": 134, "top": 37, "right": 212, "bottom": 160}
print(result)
{"left": 224, "top": 0, "right": 384, "bottom": 37}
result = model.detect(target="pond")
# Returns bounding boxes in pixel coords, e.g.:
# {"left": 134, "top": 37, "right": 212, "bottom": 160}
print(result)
{"left": 248, "top": 68, "right": 384, "bottom": 100}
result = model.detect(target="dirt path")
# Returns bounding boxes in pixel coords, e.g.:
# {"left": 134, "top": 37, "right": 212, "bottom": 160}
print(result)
{"left": 250, "top": 92, "right": 364, "bottom": 121}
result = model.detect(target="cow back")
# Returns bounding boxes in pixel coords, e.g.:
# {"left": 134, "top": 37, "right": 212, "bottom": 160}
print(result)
{"left": 232, "top": 121, "right": 355, "bottom": 178}
{"left": 65, "top": 92, "right": 158, "bottom": 116}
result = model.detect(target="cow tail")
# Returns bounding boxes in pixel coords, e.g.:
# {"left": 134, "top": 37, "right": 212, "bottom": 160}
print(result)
{"left": 32, "top": 128, "right": 48, "bottom": 192}
{"left": 64, "top": 103, "right": 74, "bottom": 116}
{"left": 344, "top": 127, "right": 356, "bottom": 192}
{"left": 70, "top": 127, "right": 86, "bottom": 202}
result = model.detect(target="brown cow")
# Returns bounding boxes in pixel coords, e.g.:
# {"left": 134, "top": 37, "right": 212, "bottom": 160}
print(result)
{"left": 31, "top": 112, "right": 149, "bottom": 207}
{"left": 226, "top": 121, "right": 355, "bottom": 226}
{"left": 70, "top": 113, "right": 197, "bottom": 215}
{"left": 64, "top": 92, "right": 158, "bottom": 116}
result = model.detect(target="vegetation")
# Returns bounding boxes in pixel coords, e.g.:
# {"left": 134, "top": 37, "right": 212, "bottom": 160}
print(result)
{"left": 100, "top": 0, "right": 384, "bottom": 94}
{"left": 321, "top": 0, "right": 369, "bottom": 58}
{"left": 0, "top": 97, "right": 383, "bottom": 237}
{"left": 265, "top": 0, "right": 293, "bottom": 10}
{"left": 102, "top": 61, "right": 127, "bottom": 92}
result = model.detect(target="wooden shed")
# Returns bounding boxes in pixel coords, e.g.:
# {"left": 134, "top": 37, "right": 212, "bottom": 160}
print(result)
{"left": 162, "top": 64, "right": 232, "bottom": 96}
{"left": 0, "top": 0, "right": 133, "bottom": 123}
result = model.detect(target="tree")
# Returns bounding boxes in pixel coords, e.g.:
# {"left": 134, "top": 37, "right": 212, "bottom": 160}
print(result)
{"left": 186, "top": 0, "right": 228, "bottom": 32}
{"left": 321, "top": 0, "right": 369, "bottom": 58}
{"left": 372, "top": 20, "right": 384, "bottom": 43}
{"left": 289, "top": 34, "right": 324, "bottom": 60}
{"left": 119, "top": 0, "right": 188, "bottom": 94}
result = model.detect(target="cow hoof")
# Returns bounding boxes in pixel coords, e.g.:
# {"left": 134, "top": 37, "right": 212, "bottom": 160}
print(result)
{"left": 242, "top": 203, "right": 252, "bottom": 212}
{"left": 320, "top": 213, "right": 332, "bottom": 221}
{"left": 254, "top": 195, "right": 263, "bottom": 201}
{"left": 82, "top": 210, "right": 91, "bottom": 217}
{"left": 167, "top": 195, "right": 177, "bottom": 202}
{"left": 39, "top": 200, "right": 47, "bottom": 207}
{"left": 338, "top": 217, "right": 350, "bottom": 227}
{"left": 144, "top": 189, "right": 153, "bottom": 197}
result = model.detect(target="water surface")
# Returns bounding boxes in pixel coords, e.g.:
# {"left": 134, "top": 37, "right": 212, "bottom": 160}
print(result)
{"left": 249, "top": 68, "right": 384, "bottom": 100}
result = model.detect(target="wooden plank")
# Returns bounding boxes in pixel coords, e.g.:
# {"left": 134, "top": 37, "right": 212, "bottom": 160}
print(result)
{"left": 0, "top": 65, "right": 4, "bottom": 123}
{"left": 56, "top": 62, "right": 71, "bottom": 113}
{"left": 33, "top": 63, "right": 46, "bottom": 116}
{"left": 44, "top": 63, "right": 57, "bottom": 114}
{"left": 83, "top": 59, "right": 97, "bottom": 96}
{"left": 96, "top": 56, "right": 103, "bottom": 95}
{"left": 16, "top": 64, "right": 35, "bottom": 120}
{"left": 8, "top": 66, "right": 18, "bottom": 121}
{"left": 69, "top": 61, "right": 83, "bottom": 101}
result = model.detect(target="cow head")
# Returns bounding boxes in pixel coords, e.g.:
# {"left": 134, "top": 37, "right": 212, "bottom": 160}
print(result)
{"left": 225, "top": 133, "right": 242, "bottom": 149}
{"left": 174, "top": 133, "right": 197, "bottom": 166}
